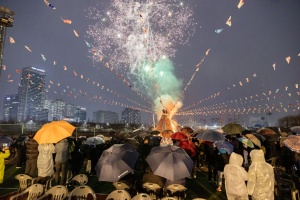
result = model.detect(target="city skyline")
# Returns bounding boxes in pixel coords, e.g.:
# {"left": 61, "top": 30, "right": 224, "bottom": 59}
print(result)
{"left": 1, "top": 0, "right": 300, "bottom": 126}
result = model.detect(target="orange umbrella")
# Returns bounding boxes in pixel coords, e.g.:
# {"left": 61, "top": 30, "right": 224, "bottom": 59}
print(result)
{"left": 245, "top": 134, "right": 261, "bottom": 147}
{"left": 34, "top": 120, "right": 75, "bottom": 144}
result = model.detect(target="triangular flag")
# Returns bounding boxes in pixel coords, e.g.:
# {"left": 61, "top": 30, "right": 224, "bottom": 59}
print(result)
{"left": 206, "top": 49, "right": 211, "bottom": 56}
{"left": 286, "top": 56, "right": 291, "bottom": 64}
{"left": 24, "top": 45, "right": 32, "bottom": 52}
{"left": 8, "top": 37, "right": 15, "bottom": 44}
{"left": 73, "top": 30, "right": 79, "bottom": 37}
{"left": 226, "top": 16, "right": 232, "bottom": 27}
{"left": 237, "top": 0, "right": 244, "bottom": 9}
{"left": 62, "top": 18, "right": 72, "bottom": 24}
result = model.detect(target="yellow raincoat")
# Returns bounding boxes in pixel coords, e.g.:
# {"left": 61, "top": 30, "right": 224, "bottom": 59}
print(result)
{"left": 0, "top": 149, "right": 10, "bottom": 184}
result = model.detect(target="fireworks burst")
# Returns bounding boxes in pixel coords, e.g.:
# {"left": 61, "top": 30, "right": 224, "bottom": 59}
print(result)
{"left": 86, "top": 0, "right": 195, "bottom": 71}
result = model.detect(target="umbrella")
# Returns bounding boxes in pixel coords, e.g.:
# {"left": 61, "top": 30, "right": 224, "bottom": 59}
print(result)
{"left": 120, "top": 138, "right": 140, "bottom": 149}
{"left": 95, "top": 144, "right": 139, "bottom": 182}
{"left": 251, "top": 133, "right": 266, "bottom": 142}
{"left": 195, "top": 130, "right": 225, "bottom": 142}
{"left": 283, "top": 135, "right": 300, "bottom": 153}
{"left": 85, "top": 136, "right": 105, "bottom": 145}
{"left": 291, "top": 126, "right": 300, "bottom": 135}
{"left": 170, "top": 132, "right": 187, "bottom": 141}
{"left": 257, "top": 128, "right": 276, "bottom": 135}
{"left": 222, "top": 123, "right": 244, "bottom": 134}
{"left": 33, "top": 120, "right": 75, "bottom": 144}
{"left": 238, "top": 137, "right": 254, "bottom": 148}
{"left": 179, "top": 140, "right": 196, "bottom": 157}
{"left": 0, "top": 135, "right": 13, "bottom": 147}
{"left": 132, "top": 130, "right": 150, "bottom": 138}
{"left": 214, "top": 140, "right": 234, "bottom": 154}
{"left": 15, "top": 134, "right": 29, "bottom": 143}
{"left": 146, "top": 145, "right": 194, "bottom": 181}
{"left": 245, "top": 134, "right": 261, "bottom": 147}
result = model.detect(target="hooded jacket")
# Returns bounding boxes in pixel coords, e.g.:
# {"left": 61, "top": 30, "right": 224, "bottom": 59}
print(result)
{"left": 37, "top": 143, "right": 55, "bottom": 177}
{"left": 247, "top": 149, "right": 274, "bottom": 200}
{"left": 25, "top": 138, "right": 39, "bottom": 160}
{"left": 55, "top": 139, "right": 69, "bottom": 163}
{"left": 224, "top": 152, "right": 248, "bottom": 198}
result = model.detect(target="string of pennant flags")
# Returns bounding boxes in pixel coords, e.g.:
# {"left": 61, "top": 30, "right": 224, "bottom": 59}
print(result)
{"left": 45, "top": 80, "right": 153, "bottom": 113}
{"left": 178, "top": 83, "right": 300, "bottom": 116}
{"left": 2, "top": 0, "right": 300, "bottom": 116}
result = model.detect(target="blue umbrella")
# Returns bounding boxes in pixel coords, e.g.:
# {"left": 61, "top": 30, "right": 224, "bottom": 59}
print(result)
{"left": 214, "top": 140, "right": 234, "bottom": 154}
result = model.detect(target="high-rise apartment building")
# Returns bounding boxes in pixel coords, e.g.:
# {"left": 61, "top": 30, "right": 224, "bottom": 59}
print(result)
{"left": 93, "top": 110, "right": 118, "bottom": 123}
{"left": 121, "top": 108, "right": 141, "bottom": 124}
{"left": 74, "top": 106, "right": 87, "bottom": 122}
{"left": 3, "top": 94, "right": 19, "bottom": 122}
{"left": 17, "top": 66, "right": 46, "bottom": 122}
{"left": 42, "top": 98, "right": 75, "bottom": 121}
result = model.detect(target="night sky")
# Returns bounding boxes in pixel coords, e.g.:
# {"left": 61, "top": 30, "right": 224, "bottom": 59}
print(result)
{"left": 1, "top": 0, "right": 300, "bottom": 126}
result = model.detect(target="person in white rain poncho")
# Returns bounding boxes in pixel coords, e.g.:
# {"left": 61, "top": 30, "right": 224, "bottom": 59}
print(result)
{"left": 247, "top": 149, "right": 275, "bottom": 200}
{"left": 37, "top": 143, "right": 55, "bottom": 184}
{"left": 224, "top": 152, "right": 248, "bottom": 200}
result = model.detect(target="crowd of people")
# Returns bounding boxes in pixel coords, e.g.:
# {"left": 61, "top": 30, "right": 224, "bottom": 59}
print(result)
{"left": 1, "top": 126, "right": 300, "bottom": 199}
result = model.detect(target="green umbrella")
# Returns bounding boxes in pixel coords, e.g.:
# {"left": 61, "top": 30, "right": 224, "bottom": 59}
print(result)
{"left": 222, "top": 123, "right": 244, "bottom": 135}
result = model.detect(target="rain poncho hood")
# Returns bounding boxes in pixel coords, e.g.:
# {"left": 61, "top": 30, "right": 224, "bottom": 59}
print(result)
{"left": 247, "top": 149, "right": 274, "bottom": 200}
{"left": 224, "top": 152, "right": 248, "bottom": 199}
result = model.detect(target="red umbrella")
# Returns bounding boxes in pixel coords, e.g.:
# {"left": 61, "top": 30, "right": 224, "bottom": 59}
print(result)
{"left": 170, "top": 132, "right": 188, "bottom": 141}
{"left": 179, "top": 140, "right": 196, "bottom": 157}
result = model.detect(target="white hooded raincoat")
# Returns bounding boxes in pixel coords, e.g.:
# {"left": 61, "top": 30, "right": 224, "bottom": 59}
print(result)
{"left": 37, "top": 143, "right": 55, "bottom": 177}
{"left": 247, "top": 149, "right": 275, "bottom": 200}
{"left": 224, "top": 152, "right": 248, "bottom": 200}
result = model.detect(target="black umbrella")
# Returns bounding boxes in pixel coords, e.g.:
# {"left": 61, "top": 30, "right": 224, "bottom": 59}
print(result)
{"left": 0, "top": 135, "right": 13, "bottom": 147}
{"left": 146, "top": 145, "right": 194, "bottom": 181}
{"left": 15, "top": 134, "right": 29, "bottom": 143}
{"left": 95, "top": 144, "right": 139, "bottom": 182}
{"left": 195, "top": 130, "right": 225, "bottom": 142}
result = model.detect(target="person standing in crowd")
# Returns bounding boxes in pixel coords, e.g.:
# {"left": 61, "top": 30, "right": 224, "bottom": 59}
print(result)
{"left": 0, "top": 144, "right": 10, "bottom": 184}
{"left": 37, "top": 143, "right": 55, "bottom": 184}
{"left": 25, "top": 132, "right": 39, "bottom": 177}
{"left": 216, "top": 148, "right": 230, "bottom": 192}
{"left": 16, "top": 139, "right": 26, "bottom": 169}
{"left": 206, "top": 142, "right": 218, "bottom": 184}
{"left": 181, "top": 127, "right": 199, "bottom": 178}
{"left": 247, "top": 149, "right": 275, "bottom": 200}
{"left": 224, "top": 152, "right": 248, "bottom": 200}
{"left": 70, "top": 142, "right": 84, "bottom": 176}
{"left": 55, "top": 139, "right": 69, "bottom": 185}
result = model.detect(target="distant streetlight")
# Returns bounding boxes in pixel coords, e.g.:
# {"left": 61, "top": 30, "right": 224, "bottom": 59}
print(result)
{"left": 0, "top": 6, "right": 14, "bottom": 78}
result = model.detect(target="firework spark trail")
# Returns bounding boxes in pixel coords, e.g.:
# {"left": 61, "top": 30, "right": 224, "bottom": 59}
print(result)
{"left": 86, "top": 0, "right": 195, "bottom": 101}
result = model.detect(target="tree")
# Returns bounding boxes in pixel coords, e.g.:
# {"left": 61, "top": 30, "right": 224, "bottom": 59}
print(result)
{"left": 277, "top": 113, "right": 300, "bottom": 128}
